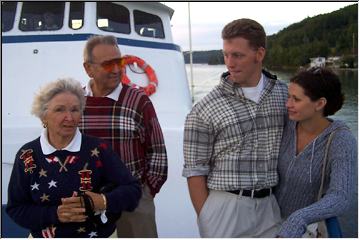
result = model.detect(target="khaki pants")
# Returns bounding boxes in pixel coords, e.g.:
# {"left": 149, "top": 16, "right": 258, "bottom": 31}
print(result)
{"left": 116, "top": 184, "right": 158, "bottom": 238}
{"left": 197, "top": 190, "right": 282, "bottom": 238}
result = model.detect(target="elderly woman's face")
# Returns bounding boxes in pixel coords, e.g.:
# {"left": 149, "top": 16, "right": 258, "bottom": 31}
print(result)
{"left": 43, "top": 92, "right": 81, "bottom": 142}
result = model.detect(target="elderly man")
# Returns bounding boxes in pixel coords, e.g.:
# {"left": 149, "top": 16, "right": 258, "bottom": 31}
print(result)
{"left": 80, "top": 35, "right": 168, "bottom": 238}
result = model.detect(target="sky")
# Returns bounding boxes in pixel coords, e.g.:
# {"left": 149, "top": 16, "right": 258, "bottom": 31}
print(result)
{"left": 163, "top": 2, "right": 356, "bottom": 51}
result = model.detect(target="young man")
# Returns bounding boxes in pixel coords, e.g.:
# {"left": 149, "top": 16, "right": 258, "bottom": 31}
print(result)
{"left": 183, "top": 18, "right": 288, "bottom": 237}
{"left": 80, "top": 35, "right": 168, "bottom": 237}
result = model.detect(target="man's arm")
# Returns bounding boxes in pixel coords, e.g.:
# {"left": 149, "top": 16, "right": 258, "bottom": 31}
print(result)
{"left": 187, "top": 176, "right": 209, "bottom": 216}
{"left": 183, "top": 108, "right": 214, "bottom": 215}
{"left": 142, "top": 98, "right": 168, "bottom": 197}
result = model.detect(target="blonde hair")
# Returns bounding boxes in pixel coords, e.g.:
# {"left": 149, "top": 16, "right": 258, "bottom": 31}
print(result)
{"left": 31, "top": 78, "right": 85, "bottom": 120}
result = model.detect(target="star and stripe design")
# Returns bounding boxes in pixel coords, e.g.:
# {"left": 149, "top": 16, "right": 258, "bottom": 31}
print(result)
{"left": 25, "top": 145, "right": 107, "bottom": 237}
{"left": 20, "top": 149, "right": 37, "bottom": 174}
{"left": 45, "top": 155, "right": 79, "bottom": 172}
{"left": 41, "top": 225, "right": 56, "bottom": 238}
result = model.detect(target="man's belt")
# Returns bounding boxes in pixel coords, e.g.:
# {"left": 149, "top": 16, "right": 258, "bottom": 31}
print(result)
{"left": 226, "top": 188, "right": 273, "bottom": 198}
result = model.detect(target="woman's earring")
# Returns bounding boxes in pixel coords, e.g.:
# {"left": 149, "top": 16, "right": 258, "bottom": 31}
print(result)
{"left": 42, "top": 122, "right": 48, "bottom": 128}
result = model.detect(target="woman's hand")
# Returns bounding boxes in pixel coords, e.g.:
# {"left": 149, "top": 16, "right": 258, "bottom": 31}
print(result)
{"left": 57, "top": 192, "right": 86, "bottom": 223}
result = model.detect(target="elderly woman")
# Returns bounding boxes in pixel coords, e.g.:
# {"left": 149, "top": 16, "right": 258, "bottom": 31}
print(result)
{"left": 6, "top": 78, "right": 141, "bottom": 238}
{"left": 275, "top": 67, "right": 357, "bottom": 237}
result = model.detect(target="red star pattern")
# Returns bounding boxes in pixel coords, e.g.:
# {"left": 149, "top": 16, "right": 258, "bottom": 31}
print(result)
{"left": 99, "top": 143, "right": 108, "bottom": 150}
{"left": 95, "top": 160, "right": 103, "bottom": 168}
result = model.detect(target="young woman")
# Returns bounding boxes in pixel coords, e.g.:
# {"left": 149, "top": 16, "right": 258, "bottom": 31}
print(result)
{"left": 275, "top": 67, "right": 357, "bottom": 237}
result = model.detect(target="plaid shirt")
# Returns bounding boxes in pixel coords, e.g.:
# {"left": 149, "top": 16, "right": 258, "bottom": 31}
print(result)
{"left": 183, "top": 71, "right": 288, "bottom": 190}
{"left": 80, "top": 84, "right": 167, "bottom": 196}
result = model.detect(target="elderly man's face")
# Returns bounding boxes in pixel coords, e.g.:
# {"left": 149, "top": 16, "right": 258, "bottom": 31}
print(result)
{"left": 84, "top": 44, "right": 122, "bottom": 96}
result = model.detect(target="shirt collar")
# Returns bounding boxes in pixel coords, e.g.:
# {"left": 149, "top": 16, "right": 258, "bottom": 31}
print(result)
{"left": 220, "top": 71, "right": 271, "bottom": 98}
{"left": 84, "top": 79, "right": 122, "bottom": 101}
{"left": 40, "top": 128, "right": 82, "bottom": 155}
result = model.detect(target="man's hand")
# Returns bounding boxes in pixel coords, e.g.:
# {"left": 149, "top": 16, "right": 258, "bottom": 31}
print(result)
{"left": 187, "top": 176, "right": 209, "bottom": 216}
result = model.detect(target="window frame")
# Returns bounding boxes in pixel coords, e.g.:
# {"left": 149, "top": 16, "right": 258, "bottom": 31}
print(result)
{"left": 133, "top": 9, "right": 165, "bottom": 39}
{"left": 2, "top": 2, "right": 17, "bottom": 32}
{"left": 19, "top": 2, "right": 65, "bottom": 32}
{"left": 69, "top": 2, "right": 85, "bottom": 30}
{"left": 96, "top": 2, "right": 130, "bottom": 34}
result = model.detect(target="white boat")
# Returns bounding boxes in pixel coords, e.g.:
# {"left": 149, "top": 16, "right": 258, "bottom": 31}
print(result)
{"left": 2, "top": 2, "right": 198, "bottom": 237}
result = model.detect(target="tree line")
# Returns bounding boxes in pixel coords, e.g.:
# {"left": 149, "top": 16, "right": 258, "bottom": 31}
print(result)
{"left": 183, "top": 4, "right": 357, "bottom": 68}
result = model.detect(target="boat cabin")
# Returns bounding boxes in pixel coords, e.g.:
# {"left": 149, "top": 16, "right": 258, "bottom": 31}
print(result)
{"left": 2, "top": 2, "right": 194, "bottom": 237}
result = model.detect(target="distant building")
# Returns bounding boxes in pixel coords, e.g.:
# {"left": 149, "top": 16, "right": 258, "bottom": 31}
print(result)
{"left": 326, "top": 56, "right": 341, "bottom": 68}
{"left": 310, "top": 57, "right": 326, "bottom": 67}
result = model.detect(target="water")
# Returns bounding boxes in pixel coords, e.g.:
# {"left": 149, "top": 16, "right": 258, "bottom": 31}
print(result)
{"left": 186, "top": 64, "right": 358, "bottom": 238}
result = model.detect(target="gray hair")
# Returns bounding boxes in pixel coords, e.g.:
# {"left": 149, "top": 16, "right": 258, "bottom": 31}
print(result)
{"left": 83, "top": 35, "right": 120, "bottom": 63}
{"left": 31, "top": 78, "right": 85, "bottom": 120}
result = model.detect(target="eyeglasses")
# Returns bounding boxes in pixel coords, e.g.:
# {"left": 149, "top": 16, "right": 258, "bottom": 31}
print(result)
{"left": 89, "top": 58, "right": 123, "bottom": 73}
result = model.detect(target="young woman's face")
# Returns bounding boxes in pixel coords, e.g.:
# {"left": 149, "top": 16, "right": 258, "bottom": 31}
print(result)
{"left": 286, "top": 83, "right": 322, "bottom": 121}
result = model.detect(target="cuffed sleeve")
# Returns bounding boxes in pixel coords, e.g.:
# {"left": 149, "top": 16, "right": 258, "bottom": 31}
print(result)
{"left": 183, "top": 110, "right": 214, "bottom": 178}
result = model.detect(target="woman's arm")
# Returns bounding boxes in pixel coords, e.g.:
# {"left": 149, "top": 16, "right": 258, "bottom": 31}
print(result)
{"left": 278, "top": 131, "right": 357, "bottom": 237}
{"left": 6, "top": 150, "right": 60, "bottom": 230}
{"left": 98, "top": 143, "right": 142, "bottom": 213}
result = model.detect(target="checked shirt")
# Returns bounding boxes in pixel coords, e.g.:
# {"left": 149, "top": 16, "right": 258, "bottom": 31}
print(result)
{"left": 80, "top": 84, "right": 167, "bottom": 196}
{"left": 183, "top": 71, "right": 288, "bottom": 190}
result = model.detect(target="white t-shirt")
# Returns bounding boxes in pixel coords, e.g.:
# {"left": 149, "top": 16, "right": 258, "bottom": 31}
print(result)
{"left": 241, "top": 73, "right": 265, "bottom": 103}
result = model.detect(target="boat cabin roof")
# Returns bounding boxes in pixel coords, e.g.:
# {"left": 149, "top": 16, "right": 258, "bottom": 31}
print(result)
{"left": 2, "top": 2, "right": 174, "bottom": 42}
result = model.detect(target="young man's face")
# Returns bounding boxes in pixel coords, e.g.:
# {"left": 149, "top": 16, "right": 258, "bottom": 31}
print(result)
{"left": 223, "top": 37, "right": 265, "bottom": 87}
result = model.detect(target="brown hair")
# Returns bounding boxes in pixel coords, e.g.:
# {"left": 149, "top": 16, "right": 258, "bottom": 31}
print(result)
{"left": 290, "top": 67, "right": 344, "bottom": 116}
{"left": 222, "top": 18, "right": 266, "bottom": 50}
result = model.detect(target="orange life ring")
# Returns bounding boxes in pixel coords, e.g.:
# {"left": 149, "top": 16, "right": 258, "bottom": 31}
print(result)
{"left": 121, "top": 55, "right": 158, "bottom": 96}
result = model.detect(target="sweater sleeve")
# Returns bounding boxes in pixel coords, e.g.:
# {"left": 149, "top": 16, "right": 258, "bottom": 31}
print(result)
{"left": 100, "top": 143, "right": 142, "bottom": 213}
{"left": 6, "top": 148, "right": 60, "bottom": 231}
{"left": 142, "top": 97, "right": 168, "bottom": 197}
{"left": 278, "top": 131, "right": 357, "bottom": 237}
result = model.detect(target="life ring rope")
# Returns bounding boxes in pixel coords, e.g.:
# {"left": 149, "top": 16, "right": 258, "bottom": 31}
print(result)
{"left": 121, "top": 55, "right": 158, "bottom": 96}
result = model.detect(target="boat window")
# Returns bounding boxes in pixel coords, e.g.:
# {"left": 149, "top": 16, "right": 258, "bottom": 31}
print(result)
{"left": 97, "top": 2, "right": 130, "bottom": 34}
{"left": 69, "top": 2, "right": 84, "bottom": 30}
{"left": 2, "top": 2, "right": 17, "bottom": 32}
{"left": 134, "top": 10, "right": 165, "bottom": 39}
{"left": 19, "top": 2, "right": 64, "bottom": 31}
